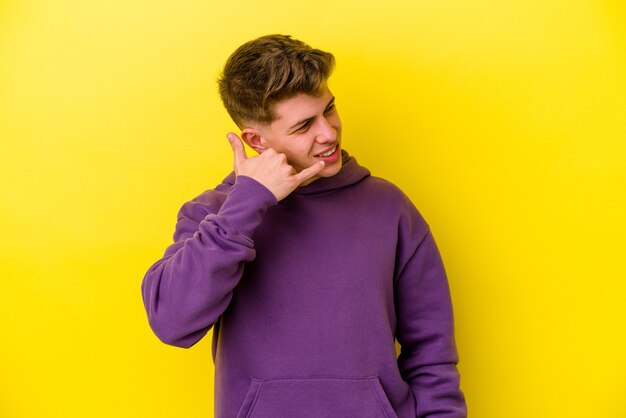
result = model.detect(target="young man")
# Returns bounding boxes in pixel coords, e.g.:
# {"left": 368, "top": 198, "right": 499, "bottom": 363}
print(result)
{"left": 142, "top": 34, "right": 467, "bottom": 417}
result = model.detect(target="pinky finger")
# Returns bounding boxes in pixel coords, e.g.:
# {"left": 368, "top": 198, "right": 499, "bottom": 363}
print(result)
{"left": 294, "top": 161, "right": 325, "bottom": 184}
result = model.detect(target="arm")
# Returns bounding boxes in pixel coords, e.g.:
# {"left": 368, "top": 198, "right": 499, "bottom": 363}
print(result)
{"left": 395, "top": 227, "right": 467, "bottom": 417}
{"left": 141, "top": 133, "right": 325, "bottom": 348}
{"left": 141, "top": 176, "right": 277, "bottom": 348}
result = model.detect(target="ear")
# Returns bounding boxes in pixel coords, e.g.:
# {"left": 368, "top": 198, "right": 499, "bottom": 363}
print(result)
{"left": 241, "top": 128, "right": 268, "bottom": 153}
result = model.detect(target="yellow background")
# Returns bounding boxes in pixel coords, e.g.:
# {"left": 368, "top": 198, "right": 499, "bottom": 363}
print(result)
{"left": 1, "top": 0, "right": 625, "bottom": 417}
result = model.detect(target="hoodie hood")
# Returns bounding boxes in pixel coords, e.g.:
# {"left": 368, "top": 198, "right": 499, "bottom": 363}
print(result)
{"left": 221, "top": 150, "right": 370, "bottom": 196}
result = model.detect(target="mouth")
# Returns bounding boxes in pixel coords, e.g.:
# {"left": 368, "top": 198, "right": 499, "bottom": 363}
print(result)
{"left": 316, "top": 145, "right": 337, "bottom": 157}
{"left": 314, "top": 144, "right": 340, "bottom": 164}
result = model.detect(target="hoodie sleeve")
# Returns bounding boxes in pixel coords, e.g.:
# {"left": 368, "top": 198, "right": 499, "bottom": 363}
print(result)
{"left": 395, "top": 218, "right": 467, "bottom": 417}
{"left": 141, "top": 176, "right": 277, "bottom": 348}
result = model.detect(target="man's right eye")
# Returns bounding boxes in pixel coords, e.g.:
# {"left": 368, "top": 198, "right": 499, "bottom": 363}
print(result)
{"left": 297, "top": 121, "right": 312, "bottom": 132}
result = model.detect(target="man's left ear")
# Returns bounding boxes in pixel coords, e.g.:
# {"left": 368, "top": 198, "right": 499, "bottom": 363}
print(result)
{"left": 241, "top": 128, "right": 267, "bottom": 153}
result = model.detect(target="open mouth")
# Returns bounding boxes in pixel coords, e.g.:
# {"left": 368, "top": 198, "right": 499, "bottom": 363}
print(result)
{"left": 314, "top": 145, "right": 340, "bottom": 164}
{"left": 316, "top": 146, "right": 337, "bottom": 158}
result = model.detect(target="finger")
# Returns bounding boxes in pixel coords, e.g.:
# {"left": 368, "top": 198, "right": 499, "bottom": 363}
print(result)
{"left": 226, "top": 132, "right": 247, "bottom": 165}
{"left": 293, "top": 161, "right": 325, "bottom": 184}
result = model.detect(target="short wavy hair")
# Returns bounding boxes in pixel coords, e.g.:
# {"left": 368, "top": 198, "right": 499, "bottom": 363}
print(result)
{"left": 218, "top": 34, "right": 335, "bottom": 128}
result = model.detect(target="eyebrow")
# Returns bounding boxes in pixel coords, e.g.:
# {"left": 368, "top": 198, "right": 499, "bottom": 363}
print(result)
{"left": 287, "top": 96, "right": 336, "bottom": 133}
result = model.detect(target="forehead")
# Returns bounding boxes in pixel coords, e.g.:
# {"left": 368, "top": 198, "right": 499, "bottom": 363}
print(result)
{"left": 271, "top": 87, "right": 333, "bottom": 124}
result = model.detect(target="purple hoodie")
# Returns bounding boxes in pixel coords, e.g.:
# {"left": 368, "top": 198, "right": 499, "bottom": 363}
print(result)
{"left": 142, "top": 151, "right": 466, "bottom": 417}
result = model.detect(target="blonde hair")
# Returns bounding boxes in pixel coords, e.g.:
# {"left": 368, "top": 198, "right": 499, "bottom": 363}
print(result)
{"left": 218, "top": 34, "right": 335, "bottom": 127}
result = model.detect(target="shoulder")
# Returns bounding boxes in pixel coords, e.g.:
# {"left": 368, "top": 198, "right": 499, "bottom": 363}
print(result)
{"left": 361, "top": 176, "right": 409, "bottom": 199}
{"left": 360, "top": 175, "right": 430, "bottom": 238}
{"left": 361, "top": 176, "right": 424, "bottom": 212}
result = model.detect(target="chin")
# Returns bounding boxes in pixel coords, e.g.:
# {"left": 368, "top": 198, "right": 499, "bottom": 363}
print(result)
{"left": 320, "top": 161, "right": 343, "bottom": 178}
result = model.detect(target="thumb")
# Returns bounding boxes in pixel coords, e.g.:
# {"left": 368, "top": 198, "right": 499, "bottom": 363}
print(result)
{"left": 226, "top": 132, "right": 248, "bottom": 166}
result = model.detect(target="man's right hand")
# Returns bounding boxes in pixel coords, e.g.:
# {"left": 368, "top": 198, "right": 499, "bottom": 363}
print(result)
{"left": 226, "top": 132, "right": 325, "bottom": 202}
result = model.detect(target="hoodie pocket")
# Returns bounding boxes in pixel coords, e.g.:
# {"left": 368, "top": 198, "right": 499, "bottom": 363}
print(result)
{"left": 236, "top": 376, "right": 398, "bottom": 418}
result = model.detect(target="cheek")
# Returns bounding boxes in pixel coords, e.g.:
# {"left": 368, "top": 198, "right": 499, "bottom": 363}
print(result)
{"left": 329, "top": 116, "right": 342, "bottom": 134}
{"left": 280, "top": 140, "right": 315, "bottom": 166}
{"left": 292, "top": 136, "right": 317, "bottom": 154}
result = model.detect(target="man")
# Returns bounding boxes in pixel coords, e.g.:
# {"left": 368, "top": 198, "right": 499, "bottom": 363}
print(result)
{"left": 142, "top": 34, "right": 467, "bottom": 417}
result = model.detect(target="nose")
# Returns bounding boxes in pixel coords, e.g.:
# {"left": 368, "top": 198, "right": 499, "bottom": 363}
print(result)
{"left": 315, "top": 116, "right": 337, "bottom": 143}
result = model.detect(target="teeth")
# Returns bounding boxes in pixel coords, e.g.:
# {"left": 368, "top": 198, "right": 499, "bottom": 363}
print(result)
{"left": 320, "top": 146, "right": 336, "bottom": 157}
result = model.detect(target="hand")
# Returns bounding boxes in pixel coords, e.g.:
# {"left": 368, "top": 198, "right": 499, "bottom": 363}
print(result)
{"left": 226, "top": 132, "right": 325, "bottom": 201}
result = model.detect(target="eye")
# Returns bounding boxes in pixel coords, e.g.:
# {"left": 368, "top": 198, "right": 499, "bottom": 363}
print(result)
{"left": 297, "top": 120, "right": 312, "bottom": 132}
{"left": 324, "top": 103, "right": 336, "bottom": 113}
